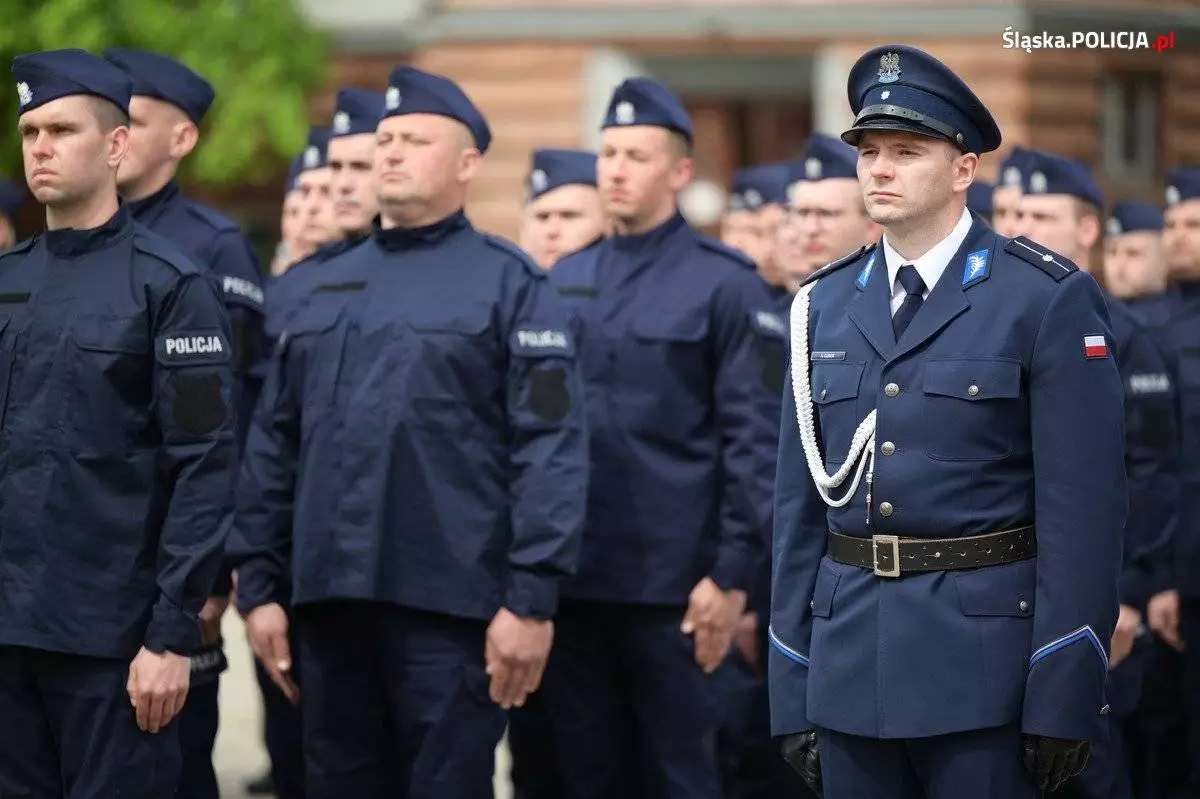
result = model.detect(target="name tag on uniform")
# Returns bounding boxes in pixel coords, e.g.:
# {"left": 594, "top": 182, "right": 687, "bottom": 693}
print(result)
{"left": 156, "top": 330, "right": 231, "bottom": 366}
{"left": 811, "top": 351, "right": 846, "bottom": 361}
{"left": 511, "top": 328, "right": 574, "bottom": 357}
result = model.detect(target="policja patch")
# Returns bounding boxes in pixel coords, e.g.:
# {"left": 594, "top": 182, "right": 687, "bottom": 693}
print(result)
{"left": 156, "top": 330, "right": 231, "bottom": 366}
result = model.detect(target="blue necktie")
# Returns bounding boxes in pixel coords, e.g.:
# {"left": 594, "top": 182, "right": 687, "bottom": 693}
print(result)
{"left": 892, "top": 265, "right": 925, "bottom": 341}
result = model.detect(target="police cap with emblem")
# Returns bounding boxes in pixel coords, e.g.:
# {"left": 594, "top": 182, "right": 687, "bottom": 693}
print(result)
{"left": 968, "top": 180, "right": 994, "bottom": 217}
{"left": 0, "top": 180, "right": 24, "bottom": 217}
{"left": 12, "top": 48, "right": 132, "bottom": 116}
{"left": 1107, "top": 200, "right": 1163, "bottom": 236}
{"left": 381, "top": 66, "right": 492, "bottom": 154}
{"left": 102, "top": 48, "right": 215, "bottom": 125}
{"left": 526, "top": 149, "right": 597, "bottom": 204}
{"left": 1165, "top": 167, "right": 1200, "bottom": 208}
{"left": 998, "top": 146, "right": 1032, "bottom": 189}
{"left": 602, "top": 77, "right": 694, "bottom": 145}
{"left": 728, "top": 164, "right": 790, "bottom": 212}
{"left": 331, "top": 87, "right": 385, "bottom": 138}
{"left": 297, "top": 125, "right": 331, "bottom": 174}
{"left": 790, "top": 133, "right": 858, "bottom": 184}
{"left": 1020, "top": 149, "right": 1104, "bottom": 209}
{"left": 842, "top": 44, "right": 1001, "bottom": 155}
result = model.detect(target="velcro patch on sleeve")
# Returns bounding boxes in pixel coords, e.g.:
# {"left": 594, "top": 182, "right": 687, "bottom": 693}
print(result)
{"left": 510, "top": 328, "right": 575, "bottom": 357}
{"left": 155, "top": 330, "right": 232, "bottom": 366}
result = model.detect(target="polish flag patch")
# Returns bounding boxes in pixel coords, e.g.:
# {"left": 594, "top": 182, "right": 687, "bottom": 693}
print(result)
{"left": 1083, "top": 335, "right": 1108, "bottom": 359}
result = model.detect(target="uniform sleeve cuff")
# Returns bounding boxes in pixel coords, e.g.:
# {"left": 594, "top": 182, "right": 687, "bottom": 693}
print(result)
{"left": 145, "top": 598, "right": 202, "bottom": 656}
{"left": 505, "top": 570, "right": 559, "bottom": 620}
{"left": 234, "top": 559, "right": 287, "bottom": 616}
{"left": 711, "top": 550, "right": 756, "bottom": 593}
{"left": 210, "top": 562, "right": 234, "bottom": 597}
{"left": 1118, "top": 567, "right": 1149, "bottom": 611}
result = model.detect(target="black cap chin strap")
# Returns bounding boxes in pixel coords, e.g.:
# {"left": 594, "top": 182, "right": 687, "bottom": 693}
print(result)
{"left": 853, "top": 103, "right": 968, "bottom": 151}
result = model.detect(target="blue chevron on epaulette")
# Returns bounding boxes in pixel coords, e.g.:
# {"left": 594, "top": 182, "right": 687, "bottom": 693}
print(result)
{"left": 697, "top": 236, "right": 757, "bottom": 271}
{"left": 484, "top": 233, "right": 545, "bottom": 279}
{"left": 801, "top": 244, "right": 874, "bottom": 287}
{"left": 1005, "top": 236, "right": 1078, "bottom": 281}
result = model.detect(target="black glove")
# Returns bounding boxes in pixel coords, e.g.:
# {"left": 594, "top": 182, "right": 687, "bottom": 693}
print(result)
{"left": 781, "top": 731, "right": 822, "bottom": 798}
{"left": 1021, "top": 735, "right": 1091, "bottom": 792}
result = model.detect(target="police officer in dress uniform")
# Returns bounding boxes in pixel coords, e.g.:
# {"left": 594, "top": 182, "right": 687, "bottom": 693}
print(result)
{"left": 967, "top": 179, "right": 994, "bottom": 224}
{"left": 1157, "top": 167, "right": 1200, "bottom": 799}
{"left": 769, "top": 45, "right": 1126, "bottom": 799}
{"left": 508, "top": 145, "right": 604, "bottom": 799}
{"left": 228, "top": 65, "right": 588, "bottom": 799}
{"left": 540, "top": 77, "right": 779, "bottom": 799}
{"left": 99, "top": 50, "right": 270, "bottom": 797}
{"left": 518, "top": 148, "right": 605, "bottom": 270}
{"left": 1016, "top": 148, "right": 1180, "bottom": 799}
{"left": 0, "top": 49, "right": 236, "bottom": 797}
{"left": 991, "top": 146, "right": 1032, "bottom": 238}
{"left": 776, "top": 133, "right": 882, "bottom": 285}
{"left": 0, "top": 180, "right": 24, "bottom": 250}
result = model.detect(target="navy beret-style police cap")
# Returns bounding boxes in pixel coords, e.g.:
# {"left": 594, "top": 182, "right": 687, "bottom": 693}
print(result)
{"left": 1021, "top": 149, "right": 1105, "bottom": 209}
{"left": 602, "top": 77, "right": 694, "bottom": 145}
{"left": 968, "top": 179, "right": 994, "bottom": 217}
{"left": 997, "top": 146, "right": 1033, "bottom": 190}
{"left": 331, "top": 87, "right": 386, "bottom": 138}
{"left": 12, "top": 48, "right": 133, "bottom": 117}
{"left": 102, "top": 47, "right": 215, "bottom": 125}
{"left": 381, "top": 66, "right": 492, "bottom": 154}
{"left": 728, "top": 164, "right": 790, "bottom": 212}
{"left": 790, "top": 132, "right": 859, "bottom": 184}
{"left": 842, "top": 45, "right": 1001, "bottom": 155}
{"left": 286, "top": 156, "right": 303, "bottom": 192}
{"left": 525, "top": 148, "right": 597, "bottom": 204}
{"left": 1165, "top": 167, "right": 1200, "bottom": 208}
{"left": 1107, "top": 200, "right": 1163, "bottom": 236}
{"left": 0, "top": 179, "right": 24, "bottom": 217}
{"left": 297, "top": 125, "right": 331, "bottom": 174}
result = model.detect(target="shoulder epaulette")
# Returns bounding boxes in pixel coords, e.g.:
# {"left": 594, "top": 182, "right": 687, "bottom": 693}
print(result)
{"left": 697, "top": 236, "right": 758, "bottom": 271}
{"left": 484, "top": 233, "right": 545, "bottom": 279}
{"left": 801, "top": 244, "right": 874, "bottom": 287}
{"left": 1005, "top": 236, "right": 1078, "bottom": 281}
{"left": 0, "top": 237, "right": 36, "bottom": 259}
{"left": 184, "top": 201, "right": 240, "bottom": 234}
{"left": 133, "top": 229, "right": 201, "bottom": 275}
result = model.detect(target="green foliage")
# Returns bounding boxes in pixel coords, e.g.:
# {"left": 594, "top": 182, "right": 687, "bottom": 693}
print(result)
{"left": 0, "top": 0, "right": 329, "bottom": 186}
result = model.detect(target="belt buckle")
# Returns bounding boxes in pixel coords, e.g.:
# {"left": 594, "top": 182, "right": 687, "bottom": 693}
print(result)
{"left": 872, "top": 534, "right": 901, "bottom": 578}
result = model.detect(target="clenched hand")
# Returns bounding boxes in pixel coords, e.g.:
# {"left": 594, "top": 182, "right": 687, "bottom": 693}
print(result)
{"left": 681, "top": 576, "right": 747, "bottom": 674}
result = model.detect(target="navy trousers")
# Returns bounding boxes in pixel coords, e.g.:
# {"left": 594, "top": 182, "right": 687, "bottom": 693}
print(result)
{"left": 818, "top": 725, "right": 1039, "bottom": 799}
{"left": 540, "top": 600, "right": 729, "bottom": 799}
{"left": 0, "top": 645, "right": 181, "bottom": 798}
{"left": 176, "top": 679, "right": 220, "bottom": 799}
{"left": 508, "top": 689, "right": 564, "bottom": 799}
{"left": 254, "top": 636, "right": 306, "bottom": 799}
{"left": 295, "top": 601, "right": 506, "bottom": 799}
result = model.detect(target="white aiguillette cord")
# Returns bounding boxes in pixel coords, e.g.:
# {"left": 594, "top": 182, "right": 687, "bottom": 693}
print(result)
{"left": 790, "top": 281, "right": 877, "bottom": 520}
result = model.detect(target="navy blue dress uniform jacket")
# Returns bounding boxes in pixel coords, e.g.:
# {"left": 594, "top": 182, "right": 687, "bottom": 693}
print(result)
{"left": 768, "top": 218, "right": 1126, "bottom": 744}
{"left": 0, "top": 206, "right": 236, "bottom": 659}
{"left": 229, "top": 210, "right": 588, "bottom": 621}
{"left": 546, "top": 213, "right": 781, "bottom": 604}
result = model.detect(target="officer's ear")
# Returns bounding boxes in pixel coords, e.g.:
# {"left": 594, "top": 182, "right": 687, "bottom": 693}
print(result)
{"left": 169, "top": 119, "right": 200, "bottom": 161}
{"left": 949, "top": 149, "right": 978, "bottom": 195}
{"left": 1076, "top": 202, "right": 1101, "bottom": 251}
{"left": 106, "top": 124, "right": 130, "bottom": 172}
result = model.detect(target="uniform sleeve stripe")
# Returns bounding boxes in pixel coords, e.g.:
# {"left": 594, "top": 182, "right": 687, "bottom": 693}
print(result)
{"left": 1028, "top": 625, "right": 1108, "bottom": 671}
{"left": 768, "top": 625, "right": 810, "bottom": 667}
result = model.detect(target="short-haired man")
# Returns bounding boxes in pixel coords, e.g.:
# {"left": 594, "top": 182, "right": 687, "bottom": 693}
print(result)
{"left": 777, "top": 133, "right": 881, "bottom": 283}
{"left": 0, "top": 48, "right": 235, "bottom": 797}
{"left": 519, "top": 148, "right": 605, "bottom": 269}
{"left": 770, "top": 46, "right": 1125, "bottom": 799}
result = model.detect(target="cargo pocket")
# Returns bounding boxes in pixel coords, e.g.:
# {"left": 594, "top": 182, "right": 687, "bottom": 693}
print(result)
{"left": 403, "top": 305, "right": 493, "bottom": 430}
{"left": 811, "top": 362, "right": 865, "bottom": 463}
{"left": 621, "top": 311, "right": 711, "bottom": 437}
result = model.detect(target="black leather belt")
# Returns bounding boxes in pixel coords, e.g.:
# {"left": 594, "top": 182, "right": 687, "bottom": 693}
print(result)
{"left": 828, "top": 526, "right": 1037, "bottom": 578}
